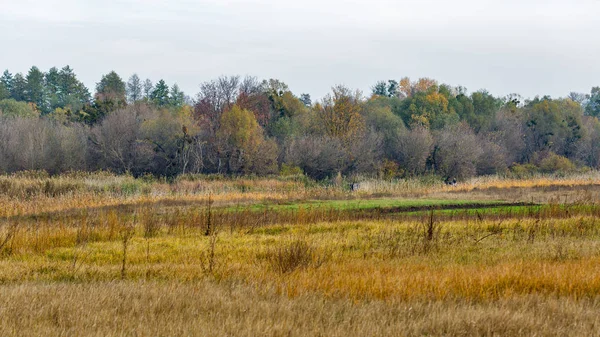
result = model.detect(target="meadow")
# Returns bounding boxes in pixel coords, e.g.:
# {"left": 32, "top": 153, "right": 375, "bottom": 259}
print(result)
{"left": 2, "top": 171, "right": 600, "bottom": 336}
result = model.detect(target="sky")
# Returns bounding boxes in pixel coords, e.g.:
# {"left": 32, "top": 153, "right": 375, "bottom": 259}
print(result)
{"left": 1, "top": 0, "right": 599, "bottom": 100}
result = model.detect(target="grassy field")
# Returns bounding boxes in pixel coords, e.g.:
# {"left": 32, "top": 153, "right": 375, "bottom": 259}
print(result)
{"left": 2, "top": 172, "right": 600, "bottom": 336}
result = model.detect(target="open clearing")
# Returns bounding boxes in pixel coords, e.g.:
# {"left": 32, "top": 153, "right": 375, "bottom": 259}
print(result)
{"left": 2, "top": 173, "right": 600, "bottom": 336}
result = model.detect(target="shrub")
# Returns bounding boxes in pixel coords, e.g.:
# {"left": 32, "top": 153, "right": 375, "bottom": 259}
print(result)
{"left": 539, "top": 153, "right": 576, "bottom": 174}
{"left": 280, "top": 163, "right": 303, "bottom": 177}
{"left": 509, "top": 163, "right": 538, "bottom": 178}
{"left": 266, "top": 239, "right": 324, "bottom": 274}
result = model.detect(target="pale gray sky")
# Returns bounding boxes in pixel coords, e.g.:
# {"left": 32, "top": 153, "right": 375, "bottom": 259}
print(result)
{"left": 1, "top": 0, "right": 599, "bottom": 100}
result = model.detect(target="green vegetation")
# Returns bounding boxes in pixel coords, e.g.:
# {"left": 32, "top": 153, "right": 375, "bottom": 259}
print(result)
{"left": 1, "top": 67, "right": 599, "bottom": 182}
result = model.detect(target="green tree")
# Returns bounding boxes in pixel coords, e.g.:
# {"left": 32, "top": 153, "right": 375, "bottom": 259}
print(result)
{"left": 25, "top": 66, "right": 47, "bottom": 113}
{"left": 523, "top": 97, "right": 584, "bottom": 160}
{"left": 372, "top": 81, "right": 388, "bottom": 97}
{"left": 0, "top": 82, "right": 9, "bottom": 100}
{"left": 0, "top": 99, "right": 39, "bottom": 118}
{"left": 151, "top": 80, "right": 170, "bottom": 107}
{"left": 44, "top": 67, "right": 61, "bottom": 110}
{"left": 470, "top": 90, "right": 501, "bottom": 132}
{"left": 299, "top": 93, "right": 312, "bottom": 107}
{"left": 1, "top": 70, "right": 13, "bottom": 95}
{"left": 57, "top": 66, "right": 91, "bottom": 112}
{"left": 96, "top": 71, "right": 126, "bottom": 104}
{"left": 585, "top": 87, "right": 600, "bottom": 117}
{"left": 169, "top": 83, "right": 185, "bottom": 108}
{"left": 10, "top": 73, "right": 27, "bottom": 101}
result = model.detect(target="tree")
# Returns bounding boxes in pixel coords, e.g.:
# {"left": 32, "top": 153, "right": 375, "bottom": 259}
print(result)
{"left": 432, "top": 123, "right": 483, "bottom": 179}
{"left": 169, "top": 83, "right": 185, "bottom": 108}
{"left": 194, "top": 75, "right": 242, "bottom": 132}
{"left": 0, "top": 99, "right": 39, "bottom": 118}
{"left": 25, "top": 66, "right": 47, "bottom": 113}
{"left": 1, "top": 70, "right": 13, "bottom": 96}
{"left": 140, "top": 108, "right": 198, "bottom": 176}
{"left": 56, "top": 66, "right": 91, "bottom": 112}
{"left": 143, "top": 79, "right": 153, "bottom": 99}
{"left": 585, "top": 87, "right": 600, "bottom": 117}
{"left": 0, "top": 82, "right": 9, "bottom": 100}
{"left": 569, "top": 92, "right": 588, "bottom": 104}
{"left": 319, "top": 85, "right": 365, "bottom": 142}
{"left": 216, "top": 105, "right": 276, "bottom": 174}
{"left": 299, "top": 93, "right": 312, "bottom": 107}
{"left": 523, "top": 97, "right": 584, "bottom": 160}
{"left": 470, "top": 90, "right": 502, "bottom": 132}
{"left": 372, "top": 80, "right": 398, "bottom": 98}
{"left": 151, "top": 80, "right": 170, "bottom": 107}
{"left": 285, "top": 136, "right": 348, "bottom": 180}
{"left": 395, "top": 83, "right": 458, "bottom": 129}
{"left": 393, "top": 126, "right": 433, "bottom": 176}
{"left": 96, "top": 71, "right": 126, "bottom": 104}
{"left": 372, "top": 81, "right": 388, "bottom": 97}
{"left": 45, "top": 67, "right": 61, "bottom": 111}
{"left": 126, "top": 74, "right": 142, "bottom": 104}
{"left": 89, "top": 106, "right": 153, "bottom": 174}
{"left": 363, "top": 96, "right": 405, "bottom": 157}
{"left": 10, "top": 73, "right": 27, "bottom": 101}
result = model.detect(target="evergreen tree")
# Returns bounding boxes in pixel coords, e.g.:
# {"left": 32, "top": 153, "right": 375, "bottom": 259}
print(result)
{"left": 25, "top": 66, "right": 47, "bottom": 113}
{"left": 45, "top": 67, "right": 61, "bottom": 111}
{"left": 299, "top": 93, "right": 312, "bottom": 107}
{"left": 151, "top": 80, "right": 170, "bottom": 107}
{"left": 10, "top": 73, "right": 27, "bottom": 101}
{"left": 0, "top": 82, "right": 9, "bottom": 100}
{"left": 1, "top": 70, "right": 13, "bottom": 94}
{"left": 169, "top": 83, "right": 185, "bottom": 108}
{"left": 585, "top": 87, "right": 600, "bottom": 117}
{"left": 95, "top": 71, "right": 126, "bottom": 104}
{"left": 58, "top": 66, "right": 91, "bottom": 112}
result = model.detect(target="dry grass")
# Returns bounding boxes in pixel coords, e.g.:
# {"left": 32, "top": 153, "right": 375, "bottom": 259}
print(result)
{"left": 2, "top": 281, "right": 600, "bottom": 337}
{"left": 3, "top": 172, "right": 600, "bottom": 335}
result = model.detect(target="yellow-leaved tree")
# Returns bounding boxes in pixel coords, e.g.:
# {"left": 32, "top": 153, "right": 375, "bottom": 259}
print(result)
{"left": 319, "top": 85, "right": 365, "bottom": 144}
{"left": 216, "top": 105, "right": 278, "bottom": 175}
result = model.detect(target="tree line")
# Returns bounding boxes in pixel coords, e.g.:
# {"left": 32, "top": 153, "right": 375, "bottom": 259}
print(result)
{"left": 1, "top": 65, "right": 600, "bottom": 180}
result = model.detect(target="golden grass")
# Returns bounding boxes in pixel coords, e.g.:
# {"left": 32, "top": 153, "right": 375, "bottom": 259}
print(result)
{"left": 3, "top": 281, "right": 600, "bottom": 337}
{"left": 3, "top": 172, "right": 600, "bottom": 335}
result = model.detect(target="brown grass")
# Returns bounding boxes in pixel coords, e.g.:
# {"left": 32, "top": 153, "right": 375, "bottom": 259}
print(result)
{"left": 2, "top": 281, "right": 600, "bottom": 337}
{"left": 3, "top": 172, "right": 600, "bottom": 335}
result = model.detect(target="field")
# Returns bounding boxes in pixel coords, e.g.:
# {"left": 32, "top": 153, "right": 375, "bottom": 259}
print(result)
{"left": 2, "top": 172, "right": 600, "bottom": 336}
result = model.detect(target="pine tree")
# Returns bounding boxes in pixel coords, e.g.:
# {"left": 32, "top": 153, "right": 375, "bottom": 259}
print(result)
{"left": 151, "top": 80, "right": 170, "bottom": 107}
{"left": 1, "top": 70, "right": 13, "bottom": 95}
{"left": 25, "top": 66, "right": 47, "bottom": 113}
{"left": 169, "top": 83, "right": 185, "bottom": 108}
{"left": 10, "top": 73, "right": 27, "bottom": 101}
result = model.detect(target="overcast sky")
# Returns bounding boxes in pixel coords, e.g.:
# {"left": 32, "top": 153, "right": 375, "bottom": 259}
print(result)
{"left": 1, "top": 0, "right": 599, "bottom": 100}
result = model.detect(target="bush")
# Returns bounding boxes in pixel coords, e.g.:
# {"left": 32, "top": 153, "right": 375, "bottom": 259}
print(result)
{"left": 539, "top": 153, "right": 576, "bottom": 174}
{"left": 509, "top": 163, "right": 538, "bottom": 178}
{"left": 280, "top": 163, "right": 303, "bottom": 176}
{"left": 266, "top": 239, "right": 325, "bottom": 274}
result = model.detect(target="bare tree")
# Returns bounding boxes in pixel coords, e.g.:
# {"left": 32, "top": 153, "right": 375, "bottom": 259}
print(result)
{"left": 89, "top": 106, "right": 154, "bottom": 174}
{"left": 285, "top": 136, "right": 348, "bottom": 180}
{"left": 394, "top": 126, "right": 434, "bottom": 176}
{"left": 432, "top": 123, "right": 483, "bottom": 179}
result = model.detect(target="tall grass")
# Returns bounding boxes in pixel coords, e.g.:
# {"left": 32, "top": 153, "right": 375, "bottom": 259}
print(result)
{"left": 2, "top": 172, "right": 600, "bottom": 335}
